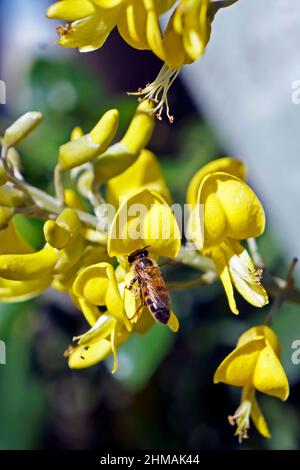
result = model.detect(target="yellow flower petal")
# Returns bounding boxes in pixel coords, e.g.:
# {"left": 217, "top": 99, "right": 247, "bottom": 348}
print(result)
{"left": 199, "top": 172, "right": 265, "bottom": 250}
{"left": 117, "top": 0, "right": 149, "bottom": 50}
{"left": 0, "top": 276, "right": 52, "bottom": 303}
{"left": 213, "top": 337, "right": 266, "bottom": 387}
{"left": 237, "top": 325, "right": 281, "bottom": 357}
{"left": 209, "top": 245, "right": 239, "bottom": 314}
{"left": 222, "top": 240, "right": 268, "bottom": 309}
{"left": 47, "top": 0, "right": 95, "bottom": 21}
{"left": 4, "top": 112, "right": 43, "bottom": 148}
{"left": 68, "top": 338, "right": 113, "bottom": 369}
{"left": 253, "top": 340, "right": 290, "bottom": 401}
{"left": 0, "top": 222, "right": 33, "bottom": 255}
{"left": 108, "top": 189, "right": 181, "bottom": 259}
{"left": 187, "top": 157, "right": 246, "bottom": 207}
{"left": 0, "top": 245, "right": 59, "bottom": 281}
{"left": 250, "top": 392, "right": 271, "bottom": 439}
{"left": 167, "top": 311, "right": 179, "bottom": 332}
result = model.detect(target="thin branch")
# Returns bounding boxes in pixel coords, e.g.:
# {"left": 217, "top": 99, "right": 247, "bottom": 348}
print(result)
{"left": 167, "top": 271, "right": 217, "bottom": 290}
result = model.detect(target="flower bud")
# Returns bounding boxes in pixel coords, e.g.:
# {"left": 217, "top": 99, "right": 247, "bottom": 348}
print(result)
{"left": 58, "top": 109, "right": 119, "bottom": 171}
{"left": 93, "top": 102, "right": 155, "bottom": 183}
{"left": 44, "top": 208, "right": 81, "bottom": 249}
{"left": 44, "top": 220, "right": 70, "bottom": 250}
{"left": 3, "top": 112, "right": 43, "bottom": 147}
{"left": 120, "top": 100, "right": 154, "bottom": 153}
{"left": 70, "top": 127, "right": 84, "bottom": 141}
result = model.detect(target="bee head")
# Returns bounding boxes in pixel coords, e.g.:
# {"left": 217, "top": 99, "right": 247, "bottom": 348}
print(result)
{"left": 128, "top": 246, "right": 150, "bottom": 264}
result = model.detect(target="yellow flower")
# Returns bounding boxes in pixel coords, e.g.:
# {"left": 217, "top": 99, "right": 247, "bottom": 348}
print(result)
{"left": 47, "top": 1, "right": 238, "bottom": 121}
{"left": 47, "top": 0, "right": 173, "bottom": 54}
{"left": 66, "top": 188, "right": 181, "bottom": 372}
{"left": 187, "top": 158, "right": 268, "bottom": 314}
{"left": 0, "top": 222, "right": 54, "bottom": 302}
{"left": 163, "top": 0, "right": 211, "bottom": 70}
{"left": 108, "top": 188, "right": 180, "bottom": 258}
{"left": 0, "top": 210, "right": 85, "bottom": 301}
{"left": 214, "top": 325, "right": 289, "bottom": 442}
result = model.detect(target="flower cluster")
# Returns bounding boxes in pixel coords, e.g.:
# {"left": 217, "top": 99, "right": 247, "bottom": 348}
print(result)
{"left": 0, "top": 104, "right": 290, "bottom": 442}
{"left": 47, "top": 0, "right": 240, "bottom": 121}
{"left": 0, "top": 0, "right": 294, "bottom": 447}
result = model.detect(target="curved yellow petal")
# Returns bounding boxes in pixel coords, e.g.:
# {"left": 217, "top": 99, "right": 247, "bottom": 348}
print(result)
{"left": 0, "top": 245, "right": 58, "bottom": 281}
{"left": 73, "top": 262, "right": 111, "bottom": 305}
{"left": 68, "top": 338, "right": 113, "bottom": 369}
{"left": 187, "top": 157, "right": 246, "bottom": 208}
{"left": 253, "top": 341, "right": 290, "bottom": 401}
{"left": 199, "top": 172, "right": 265, "bottom": 250}
{"left": 209, "top": 246, "right": 238, "bottom": 314}
{"left": 117, "top": 0, "right": 149, "bottom": 50}
{"left": 167, "top": 311, "right": 179, "bottom": 332}
{"left": 58, "top": 109, "right": 119, "bottom": 171}
{"left": 213, "top": 337, "right": 266, "bottom": 387}
{"left": 250, "top": 392, "right": 271, "bottom": 439}
{"left": 0, "top": 222, "right": 33, "bottom": 255}
{"left": 223, "top": 240, "right": 269, "bottom": 309}
{"left": 0, "top": 276, "right": 52, "bottom": 303}
{"left": 108, "top": 189, "right": 181, "bottom": 259}
{"left": 4, "top": 112, "right": 43, "bottom": 148}
{"left": 237, "top": 325, "right": 281, "bottom": 358}
{"left": 47, "top": 0, "right": 95, "bottom": 21}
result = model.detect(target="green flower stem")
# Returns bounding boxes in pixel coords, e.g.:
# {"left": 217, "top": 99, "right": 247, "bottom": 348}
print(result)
{"left": 175, "top": 246, "right": 216, "bottom": 272}
{"left": 167, "top": 270, "right": 217, "bottom": 290}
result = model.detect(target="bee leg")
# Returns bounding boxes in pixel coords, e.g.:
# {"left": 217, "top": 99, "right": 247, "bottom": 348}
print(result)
{"left": 125, "top": 276, "right": 139, "bottom": 291}
{"left": 127, "top": 301, "right": 144, "bottom": 321}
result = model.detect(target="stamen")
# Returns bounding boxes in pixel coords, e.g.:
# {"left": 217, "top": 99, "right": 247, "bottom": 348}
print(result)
{"left": 56, "top": 23, "right": 72, "bottom": 37}
{"left": 228, "top": 400, "right": 252, "bottom": 443}
{"left": 128, "top": 65, "right": 180, "bottom": 123}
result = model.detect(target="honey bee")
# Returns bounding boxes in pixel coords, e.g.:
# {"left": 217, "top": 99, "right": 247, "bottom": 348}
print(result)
{"left": 127, "top": 246, "right": 171, "bottom": 325}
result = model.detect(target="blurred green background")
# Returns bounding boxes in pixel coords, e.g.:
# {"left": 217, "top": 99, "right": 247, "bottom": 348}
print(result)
{"left": 0, "top": 0, "right": 300, "bottom": 451}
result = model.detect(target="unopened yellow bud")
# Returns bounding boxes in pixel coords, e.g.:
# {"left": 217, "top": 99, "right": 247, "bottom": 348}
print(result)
{"left": 7, "top": 147, "right": 22, "bottom": 173}
{"left": 0, "top": 206, "right": 14, "bottom": 230}
{"left": 4, "top": 112, "right": 43, "bottom": 148}
{"left": 44, "top": 208, "right": 81, "bottom": 249}
{"left": 0, "top": 167, "right": 8, "bottom": 186}
{"left": 93, "top": 102, "right": 155, "bottom": 183}
{"left": 0, "top": 245, "right": 58, "bottom": 281}
{"left": 56, "top": 208, "right": 81, "bottom": 238}
{"left": 89, "top": 109, "right": 119, "bottom": 146}
{"left": 58, "top": 109, "right": 119, "bottom": 171}
{"left": 70, "top": 127, "right": 84, "bottom": 141}
{"left": 44, "top": 220, "right": 70, "bottom": 250}
{"left": 120, "top": 101, "right": 154, "bottom": 153}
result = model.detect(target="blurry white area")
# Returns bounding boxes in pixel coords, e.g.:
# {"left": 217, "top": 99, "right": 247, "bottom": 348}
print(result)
{"left": 1, "top": 0, "right": 71, "bottom": 112}
{"left": 182, "top": 0, "right": 300, "bottom": 258}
